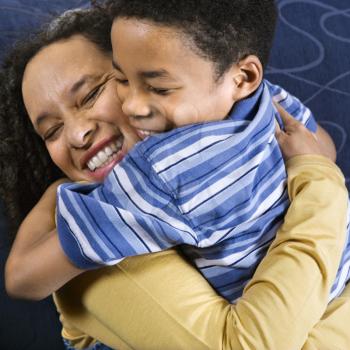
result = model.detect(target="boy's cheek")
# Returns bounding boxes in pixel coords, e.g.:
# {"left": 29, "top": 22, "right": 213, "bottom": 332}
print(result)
{"left": 171, "top": 103, "right": 201, "bottom": 126}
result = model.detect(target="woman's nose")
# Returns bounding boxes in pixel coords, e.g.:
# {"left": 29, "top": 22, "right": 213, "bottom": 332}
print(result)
{"left": 67, "top": 117, "right": 97, "bottom": 149}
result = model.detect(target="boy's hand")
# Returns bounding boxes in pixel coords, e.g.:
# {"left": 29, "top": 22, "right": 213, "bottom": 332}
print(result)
{"left": 274, "top": 103, "right": 325, "bottom": 161}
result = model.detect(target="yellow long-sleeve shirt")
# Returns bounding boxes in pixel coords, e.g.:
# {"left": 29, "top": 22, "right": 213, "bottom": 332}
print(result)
{"left": 54, "top": 155, "right": 349, "bottom": 350}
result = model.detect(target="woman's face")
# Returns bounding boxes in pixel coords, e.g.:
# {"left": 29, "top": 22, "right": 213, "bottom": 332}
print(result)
{"left": 22, "top": 35, "right": 140, "bottom": 182}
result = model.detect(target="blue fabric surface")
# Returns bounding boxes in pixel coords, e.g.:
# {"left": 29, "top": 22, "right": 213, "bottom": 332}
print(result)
{"left": 0, "top": 0, "right": 89, "bottom": 63}
{"left": 266, "top": 0, "right": 350, "bottom": 187}
{"left": 0, "top": 1, "right": 349, "bottom": 349}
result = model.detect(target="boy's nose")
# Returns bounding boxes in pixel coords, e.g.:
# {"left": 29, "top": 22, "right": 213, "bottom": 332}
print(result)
{"left": 121, "top": 92, "right": 152, "bottom": 120}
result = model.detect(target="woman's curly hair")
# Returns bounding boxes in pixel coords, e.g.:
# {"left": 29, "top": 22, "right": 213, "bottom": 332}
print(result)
{"left": 0, "top": 4, "right": 113, "bottom": 239}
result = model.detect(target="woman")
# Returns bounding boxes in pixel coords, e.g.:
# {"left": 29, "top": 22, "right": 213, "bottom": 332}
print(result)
{"left": 2, "top": 6, "right": 350, "bottom": 350}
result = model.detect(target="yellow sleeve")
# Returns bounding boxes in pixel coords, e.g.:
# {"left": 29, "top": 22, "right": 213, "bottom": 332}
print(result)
{"left": 54, "top": 155, "right": 348, "bottom": 350}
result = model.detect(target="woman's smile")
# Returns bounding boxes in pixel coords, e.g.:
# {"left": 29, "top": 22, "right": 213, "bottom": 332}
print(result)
{"left": 85, "top": 138, "right": 123, "bottom": 172}
{"left": 81, "top": 135, "right": 127, "bottom": 182}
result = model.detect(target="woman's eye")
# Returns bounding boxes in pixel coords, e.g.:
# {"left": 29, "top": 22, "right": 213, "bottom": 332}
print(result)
{"left": 43, "top": 125, "right": 62, "bottom": 141}
{"left": 83, "top": 85, "right": 102, "bottom": 105}
{"left": 148, "top": 86, "right": 171, "bottom": 96}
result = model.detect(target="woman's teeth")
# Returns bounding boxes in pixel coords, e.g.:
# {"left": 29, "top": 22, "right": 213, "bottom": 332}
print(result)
{"left": 138, "top": 129, "right": 157, "bottom": 138}
{"left": 87, "top": 140, "right": 122, "bottom": 171}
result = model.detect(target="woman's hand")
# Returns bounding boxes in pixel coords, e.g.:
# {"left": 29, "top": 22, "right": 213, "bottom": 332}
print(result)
{"left": 274, "top": 103, "right": 327, "bottom": 161}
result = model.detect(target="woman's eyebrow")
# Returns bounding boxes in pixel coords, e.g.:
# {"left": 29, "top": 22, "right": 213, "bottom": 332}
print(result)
{"left": 70, "top": 74, "right": 98, "bottom": 95}
{"left": 35, "top": 75, "right": 101, "bottom": 129}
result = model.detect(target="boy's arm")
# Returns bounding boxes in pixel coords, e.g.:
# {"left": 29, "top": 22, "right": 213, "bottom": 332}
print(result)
{"left": 5, "top": 179, "right": 84, "bottom": 300}
{"left": 56, "top": 83, "right": 337, "bottom": 270}
{"left": 56, "top": 153, "right": 198, "bottom": 270}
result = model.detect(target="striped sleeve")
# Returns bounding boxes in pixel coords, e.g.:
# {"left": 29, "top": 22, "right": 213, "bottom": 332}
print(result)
{"left": 56, "top": 149, "right": 198, "bottom": 269}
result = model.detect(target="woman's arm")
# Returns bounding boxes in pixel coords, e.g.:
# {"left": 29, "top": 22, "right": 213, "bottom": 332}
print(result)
{"left": 55, "top": 155, "right": 348, "bottom": 350}
{"left": 4, "top": 179, "right": 84, "bottom": 300}
{"left": 54, "top": 114, "right": 349, "bottom": 350}
{"left": 315, "top": 124, "right": 336, "bottom": 161}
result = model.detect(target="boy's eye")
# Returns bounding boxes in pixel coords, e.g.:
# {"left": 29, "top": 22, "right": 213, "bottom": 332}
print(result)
{"left": 43, "top": 124, "right": 63, "bottom": 142}
{"left": 115, "top": 77, "right": 129, "bottom": 85}
{"left": 148, "top": 86, "right": 171, "bottom": 96}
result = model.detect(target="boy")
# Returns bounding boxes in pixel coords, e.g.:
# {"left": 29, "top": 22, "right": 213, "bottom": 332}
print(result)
{"left": 56, "top": 0, "right": 350, "bottom": 302}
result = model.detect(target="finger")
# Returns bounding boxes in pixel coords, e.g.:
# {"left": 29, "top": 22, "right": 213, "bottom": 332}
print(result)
{"left": 274, "top": 118, "right": 281, "bottom": 134}
{"left": 275, "top": 122, "right": 286, "bottom": 143}
{"left": 273, "top": 102, "right": 284, "bottom": 137}
{"left": 273, "top": 102, "right": 297, "bottom": 127}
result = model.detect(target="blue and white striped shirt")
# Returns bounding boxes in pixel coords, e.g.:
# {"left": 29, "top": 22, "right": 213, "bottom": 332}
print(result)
{"left": 57, "top": 80, "right": 350, "bottom": 302}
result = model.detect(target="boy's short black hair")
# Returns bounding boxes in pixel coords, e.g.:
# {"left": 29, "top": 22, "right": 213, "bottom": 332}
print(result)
{"left": 107, "top": 0, "right": 277, "bottom": 78}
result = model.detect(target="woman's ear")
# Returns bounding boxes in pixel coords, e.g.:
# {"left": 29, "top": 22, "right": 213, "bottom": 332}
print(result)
{"left": 230, "top": 55, "right": 263, "bottom": 101}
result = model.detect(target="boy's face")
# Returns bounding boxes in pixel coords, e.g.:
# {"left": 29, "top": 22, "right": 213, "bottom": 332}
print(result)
{"left": 111, "top": 18, "right": 237, "bottom": 137}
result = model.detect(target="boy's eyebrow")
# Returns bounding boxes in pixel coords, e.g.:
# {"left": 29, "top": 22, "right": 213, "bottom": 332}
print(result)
{"left": 112, "top": 58, "right": 172, "bottom": 80}
{"left": 139, "top": 69, "right": 171, "bottom": 79}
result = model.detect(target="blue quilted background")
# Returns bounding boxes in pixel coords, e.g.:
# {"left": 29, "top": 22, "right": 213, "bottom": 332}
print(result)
{"left": 266, "top": 0, "right": 350, "bottom": 186}
{"left": 0, "top": 1, "right": 349, "bottom": 349}
{"left": 0, "top": 0, "right": 89, "bottom": 60}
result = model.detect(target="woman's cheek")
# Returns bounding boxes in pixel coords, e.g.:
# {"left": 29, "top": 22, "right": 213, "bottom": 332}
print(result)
{"left": 97, "top": 91, "right": 125, "bottom": 124}
{"left": 47, "top": 143, "right": 69, "bottom": 174}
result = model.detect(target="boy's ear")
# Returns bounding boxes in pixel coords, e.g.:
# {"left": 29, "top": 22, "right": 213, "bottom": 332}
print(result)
{"left": 230, "top": 55, "right": 263, "bottom": 101}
